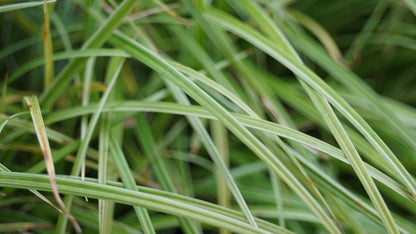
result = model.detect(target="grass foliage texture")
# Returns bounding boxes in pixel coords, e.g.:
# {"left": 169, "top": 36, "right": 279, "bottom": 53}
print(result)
{"left": 1, "top": 0, "right": 416, "bottom": 233}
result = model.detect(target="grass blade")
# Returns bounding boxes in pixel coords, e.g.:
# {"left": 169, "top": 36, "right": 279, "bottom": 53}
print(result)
{"left": 23, "top": 95, "right": 81, "bottom": 233}
{"left": 98, "top": 90, "right": 113, "bottom": 233}
{"left": 0, "top": 172, "right": 293, "bottom": 234}
{"left": 7, "top": 49, "right": 129, "bottom": 84}
{"left": 42, "top": 0, "right": 54, "bottom": 89}
{"left": 42, "top": 101, "right": 415, "bottom": 203}
{"left": 0, "top": 0, "right": 55, "bottom": 13}
{"left": 109, "top": 137, "right": 156, "bottom": 234}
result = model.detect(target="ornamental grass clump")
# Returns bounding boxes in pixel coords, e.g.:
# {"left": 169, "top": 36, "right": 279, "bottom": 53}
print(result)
{"left": 1, "top": 0, "right": 416, "bottom": 233}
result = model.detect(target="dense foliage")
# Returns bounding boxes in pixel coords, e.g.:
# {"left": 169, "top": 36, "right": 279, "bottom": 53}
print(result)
{"left": 1, "top": 0, "right": 416, "bottom": 233}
